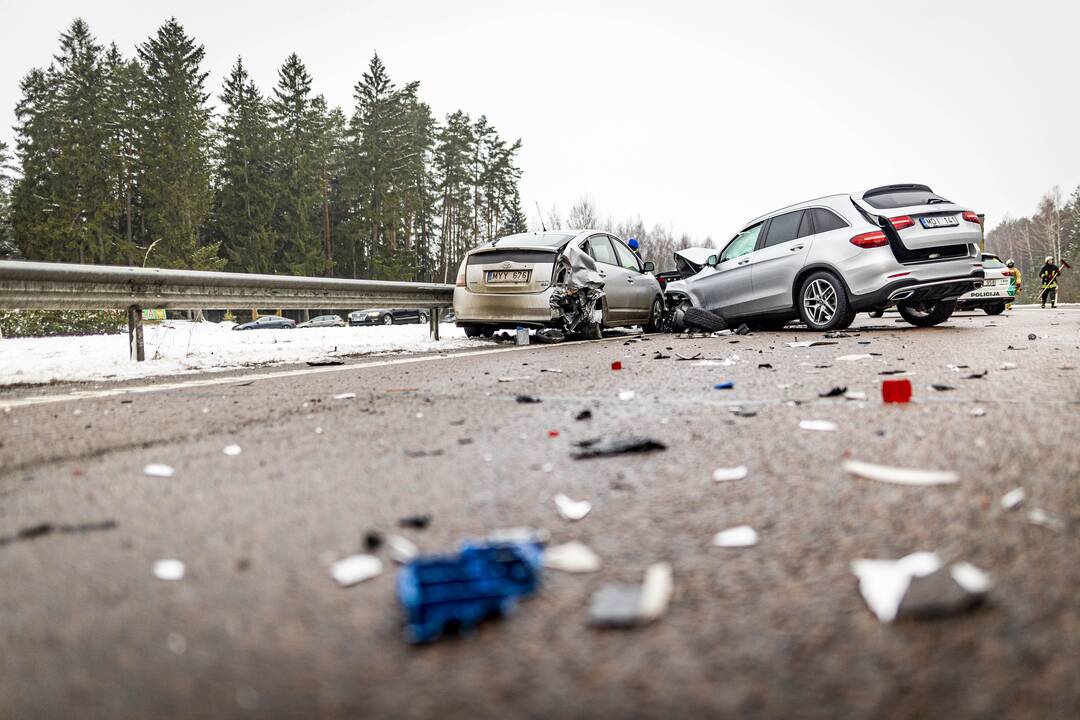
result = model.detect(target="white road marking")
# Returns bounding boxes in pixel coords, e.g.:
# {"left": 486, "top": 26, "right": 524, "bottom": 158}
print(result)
{"left": 0, "top": 335, "right": 633, "bottom": 410}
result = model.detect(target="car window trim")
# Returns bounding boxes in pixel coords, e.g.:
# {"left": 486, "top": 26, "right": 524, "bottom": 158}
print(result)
{"left": 609, "top": 235, "right": 642, "bottom": 272}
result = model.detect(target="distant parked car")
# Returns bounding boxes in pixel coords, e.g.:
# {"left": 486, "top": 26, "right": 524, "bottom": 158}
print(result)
{"left": 233, "top": 315, "right": 296, "bottom": 330}
{"left": 348, "top": 308, "right": 429, "bottom": 326}
{"left": 956, "top": 252, "right": 1015, "bottom": 315}
{"left": 297, "top": 314, "right": 346, "bottom": 328}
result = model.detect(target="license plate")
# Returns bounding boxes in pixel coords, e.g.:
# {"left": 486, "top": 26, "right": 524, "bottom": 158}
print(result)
{"left": 920, "top": 215, "right": 959, "bottom": 229}
{"left": 486, "top": 269, "right": 531, "bottom": 284}
{"left": 982, "top": 279, "right": 999, "bottom": 286}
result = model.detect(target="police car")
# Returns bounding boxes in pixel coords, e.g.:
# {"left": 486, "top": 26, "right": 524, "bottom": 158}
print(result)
{"left": 957, "top": 252, "right": 1015, "bottom": 315}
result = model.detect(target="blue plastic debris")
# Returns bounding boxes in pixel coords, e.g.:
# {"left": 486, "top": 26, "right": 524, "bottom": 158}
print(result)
{"left": 397, "top": 541, "right": 543, "bottom": 643}
{"left": 713, "top": 381, "right": 735, "bottom": 390}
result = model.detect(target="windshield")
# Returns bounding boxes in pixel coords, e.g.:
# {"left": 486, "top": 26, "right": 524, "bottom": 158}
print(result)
{"left": 492, "top": 232, "right": 575, "bottom": 248}
{"left": 981, "top": 255, "right": 1004, "bottom": 268}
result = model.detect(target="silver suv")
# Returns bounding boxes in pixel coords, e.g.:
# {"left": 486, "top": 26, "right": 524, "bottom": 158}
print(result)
{"left": 664, "top": 184, "right": 985, "bottom": 331}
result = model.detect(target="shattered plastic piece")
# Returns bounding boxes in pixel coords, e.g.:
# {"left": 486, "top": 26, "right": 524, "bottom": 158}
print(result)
{"left": 734, "top": 323, "right": 752, "bottom": 335}
{"left": 223, "top": 444, "right": 242, "bottom": 456}
{"left": 515, "top": 394, "right": 542, "bottom": 404}
{"left": 878, "top": 369, "right": 909, "bottom": 376}
{"left": 533, "top": 328, "right": 566, "bottom": 344}
{"left": 824, "top": 331, "right": 851, "bottom": 338}
{"left": 398, "top": 541, "right": 542, "bottom": 643}
{"left": 712, "top": 525, "right": 759, "bottom": 548}
{"left": 1027, "top": 333, "right": 1037, "bottom": 341}
{"left": 758, "top": 363, "right": 773, "bottom": 369}
{"left": 970, "top": 407, "right": 987, "bottom": 417}
{"left": 799, "top": 420, "right": 838, "bottom": 432}
{"left": 611, "top": 361, "right": 623, "bottom": 371}
{"left": 844, "top": 391, "right": 867, "bottom": 401}
{"left": 842, "top": 459, "right": 958, "bottom": 486}
{"left": 0, "top": 520, "right": 117, "bottom": 547}
{"left": 819, "top": 386, "right": 847, "bottom": 398}
{"left": 547, "top": 429, "right": 560, "bottom": 438}
{"left": 836, "top": 353, "right": 873, "bottom": 362}
{"left": 851, "top": 552, "right": 942, "bottom": 623}
{"left": 965, "top": 370, "right": 988, "bottom": 379}
{"left": 639, "top": 563, "right": 674, "bottom": 620}
{"left": 1000, "top": 362, "right": 1018, "bottom": 370}
{"left": 899, "top": 566, "right": 987, "bottom": 619}
{"left": 575, "top": 409, "right": 593, "bottom": 421}
{"left": 931, "top": 384, "right": 955, "bottom": 392}
{"left": 572, "top": 436, "right": 667, "bottom": 459}
{"left": 713, "top": 381, "right": 734, "bottom": 390}
{"left": 331, "top": 554, "right": 383, "bottom": 587}
{"left": 540, "top": 367, "right": 563, "bottom": 373}
{"left": 786, "top": 340, "right": 837, "bottom": 348}
{"left": 882, "top": 378, "right": 912, "bottom": 403}
{"left": 589, "top": 562, "right": 673, "bottom": 627}
{"left": 950, "top": 562, "right": 992, "bottom": 595}
{"left": 1000, "top": 487, "right": 1025, "bottom": 511}
{"left": 712, "top": 465, "right": 749, "bottom": 482}
{"left": 554, "top": 493, "right": 592, "bottom": 521}
{"left": 333, "top": 392, "right": 356, "bottom": 400}
{"left": 486, "top": 527, "right": 551, "bottom": 545}
{"left": 398, "top": 515, "right": 432, "bottom": 530}
{"left": 387, "top": 534, "right": 419, "bottom": 564}
{"left": 498, "top": 376, "right": 532, "bottom": 382}
{"left": 153, "top": 559, "right": 186, "bottom": 581}
{"left": 674, "top": 352, "right": 702, "bottom": 361}
{"left": 143, "top": 463, "right": 175, "bottom": 478}
{"left": 543, "top": 541, "right": 601, "bottom": 573}
{"left": 653, "top": 351, "right": 671, "bottom": 360}
{"left": 618, "top": 390, "right": 636, "bottom": 401}
{"left": 1027, "top": 508, "right": 1064, "bottom": 531}
{"left": 364, "top": 531, "right": 383, "bottom": 551}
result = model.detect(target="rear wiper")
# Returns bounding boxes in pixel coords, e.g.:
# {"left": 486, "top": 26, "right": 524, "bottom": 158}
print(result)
{"left": 925, "top": 198, "right": 948, "bottom": 204}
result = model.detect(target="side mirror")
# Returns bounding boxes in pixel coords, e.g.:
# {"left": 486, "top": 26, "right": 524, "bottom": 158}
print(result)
{"left": 707, "top": 255, "right": 719, "bottom": 267}
{"left": 642, "top": 261, "right": 655, "bottom": 273}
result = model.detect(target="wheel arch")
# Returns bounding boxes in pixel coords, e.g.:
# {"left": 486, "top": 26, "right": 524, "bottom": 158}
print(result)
{"left": 792, "top": 262, "right": 853, "bottom": 307}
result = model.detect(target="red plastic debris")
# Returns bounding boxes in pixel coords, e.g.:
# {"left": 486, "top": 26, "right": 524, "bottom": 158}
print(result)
{"left": 611, "top": 361, "right": 622, "bottom": 371}
{"left": 547, "top": 430, "right": 560, "bottom": 438}
{"left": 882, "top": 378, "right": 912, "bottom": 403}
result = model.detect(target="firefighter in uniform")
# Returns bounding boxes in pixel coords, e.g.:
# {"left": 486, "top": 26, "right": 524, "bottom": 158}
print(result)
{"left": 1039, "top": 256, "right": 1059, "bottom": 309}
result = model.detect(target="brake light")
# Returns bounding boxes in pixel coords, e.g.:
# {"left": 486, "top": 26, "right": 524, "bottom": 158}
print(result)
{"left": 850, "top": 231, "right": 889, "bottom": 248}
{"left": 455, "top": 260, "right": 467, "bottom": 287}
{"left": 962, "top": 211, "right": 980, "bottom": 224}
{"left": 889, "top": 215, "right": 915, "bottom": 231}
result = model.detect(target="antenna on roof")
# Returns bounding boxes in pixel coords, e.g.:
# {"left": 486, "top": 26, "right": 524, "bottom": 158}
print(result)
{"left": 534, "top": 201, "right": 548, "bottom": 232}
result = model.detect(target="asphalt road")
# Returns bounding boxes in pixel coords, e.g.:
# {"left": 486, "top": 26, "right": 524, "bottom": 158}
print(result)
{"left": 1, "top": 306, "right": 1078, "bottom": 719}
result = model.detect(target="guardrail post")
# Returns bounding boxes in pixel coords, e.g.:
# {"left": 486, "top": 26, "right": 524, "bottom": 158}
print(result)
{"left": 127, "top": 305, "right": 145, "bottom": 361}
{"left": 429, "top": 307, "right": 440, "bottom": 340}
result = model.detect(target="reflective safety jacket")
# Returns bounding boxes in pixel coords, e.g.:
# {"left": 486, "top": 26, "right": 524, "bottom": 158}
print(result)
{"left": 1040, "top": 264, "right": 1059, "bottom": 289}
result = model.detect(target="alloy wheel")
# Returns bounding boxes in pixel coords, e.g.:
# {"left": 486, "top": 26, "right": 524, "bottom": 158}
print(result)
{"left": 803, "top": 279, "right": 837, "bottom": 326}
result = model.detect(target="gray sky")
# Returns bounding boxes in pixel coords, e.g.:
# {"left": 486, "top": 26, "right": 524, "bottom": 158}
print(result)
{"left": 2, "top": 0, "right": 1078, "bottom": 241}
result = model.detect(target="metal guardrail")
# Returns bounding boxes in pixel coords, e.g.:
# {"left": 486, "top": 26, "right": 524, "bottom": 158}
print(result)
{"left": 0, "top": 260, "right": 456, "bottom": 361}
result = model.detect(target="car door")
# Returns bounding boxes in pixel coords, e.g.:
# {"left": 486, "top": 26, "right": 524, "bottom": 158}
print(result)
{"left": 584, "top": 235, "right": 632, "bottom": 322}
{"left": 747, "top": 209, "right": 813, "bottom": 312}
{"left": 609, "top": 236, "right": 654, "bottom": 322}
{"left": 689, "top": 223, "right": 762, "bottom": 317}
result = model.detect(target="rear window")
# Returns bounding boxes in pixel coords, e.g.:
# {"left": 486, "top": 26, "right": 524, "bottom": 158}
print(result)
{"left": 810, "top": 208, "right": 849, "bottom": 233}
{"left": 981, "top": 255, "right": 1005, "bottom": 268}
{"left": 863, "top": 187, "right": 951, "bottom": 209}
{"left": 492, "top": 232, "right": 574, "bottom": 248}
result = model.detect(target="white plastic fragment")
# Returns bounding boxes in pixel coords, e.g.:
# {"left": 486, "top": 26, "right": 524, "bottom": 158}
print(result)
{"left": 330, "top": 554, "right": 383, "bottom": 587}
{"left": 851, "top": 551, "right": 942, "bottom": 623}
{"left": 386, "top": 535, "right": 418, "bottom": 564}
{"left": 638, "top": 562, "right": 674, "bottom": 621}
{"left": 144, "top": 463, "right": 175, "bottom": 478}
{"left": 497, "top": 376, "right": 532, "bottom": 382}
{"left": 223, "top": 444, "right": 242, "bottom": 456}
{"left": 844, "top": 391, "right": 867, "bottom": 401}
{"left": 950, "top": 562, "right": 992, "bottom": 594}
{"left": 800, "top": 419, "right": 838, "bottom": 432}
{"left": 1028, "top": 508, "right": 1064, "bottom": 532}
{"left": 617, "top": 390, "right": 636, "bottom": 401}
{"left": 333, "top": 392, "right": 356, "bottom": 400}
{"left": 1000, "top": 487, "right": 1025, "bottom": 511}
{"left": 842, "top": 459, "right": 958, "bottom": 486}
{"left": 712, "top": 525, "right": 759, "bottom": 548}
{"left": 1000, "top": 362, "right": 1018, "bottom": 370}
{"left": 970, "top": 407, "right": 987, "bottom": 417}
{"left": 712, "top": 465, "right": 749, "bottom": 482}
{"left": 836, "top": 354, "right": 873, "bottom": 362}
{"left": 543, "top": 541, "right": 601, "bottom": 573}
{"left": 153, "top": 559, "right": 186, "bottom": 581}
{"left": 786, "top": 340, "right": 832, "bottom": 348}
{"left": 554, "top": 493, "right": 592, "bottom": 521}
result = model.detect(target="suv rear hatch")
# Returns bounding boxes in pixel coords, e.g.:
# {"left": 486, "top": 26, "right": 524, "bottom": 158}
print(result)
{"left": 852, "top": 184, "right": 981, "bottom": 264}
{"left": 465, "top": 247, "right": 559, "bottom": 294}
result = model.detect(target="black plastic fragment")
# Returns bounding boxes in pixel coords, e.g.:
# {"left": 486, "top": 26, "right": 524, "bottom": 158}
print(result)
{"left": 516, "top": 395, "right": 542, "bottom": 404}
{"left": 572, "top": 436, "right": 667, "bottom": 459}
{"left": 575, "top": 409, "right": 593, "bottom": 421}
{"left": 819, "top": 386, "right": 847, "bottom": 398}
{"left": 398, "top": 515, "right": 432, "bottom": 530}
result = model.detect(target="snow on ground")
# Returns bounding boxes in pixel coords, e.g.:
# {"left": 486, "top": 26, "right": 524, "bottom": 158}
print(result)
{"left": 0, "top": 321, "right": 485, "bottom": 386}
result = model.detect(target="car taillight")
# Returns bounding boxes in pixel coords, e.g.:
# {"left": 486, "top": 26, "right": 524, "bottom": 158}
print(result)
{"left": 962, "top": 211, "right": 980, "bottom": 224}
{"left": 455, "top": 260, "right": 467, "bottom": 287}
{"left": 850, "top": 231, "right": 889, "bottom": 248}
{"left": 889, "top": 215, "right": 915, "bottom": 231}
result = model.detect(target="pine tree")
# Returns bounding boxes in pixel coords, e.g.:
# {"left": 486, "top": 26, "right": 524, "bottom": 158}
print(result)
{"left": 135, "top": 18, "right": 218, "bottom": 269}
{"left": 102, "top": 43, "right": 143, "bottom": 264}
{"left": 11, "top": 67, "right": 64, "bottom": 261}
{"left": 501, "top": 189, "right": 528, "bottom": 236}
{"left": 433, "top": 110, "right": 475, "bottom": 281}
{"left": 0, "top": 140, "right": 17, "bottom": 258}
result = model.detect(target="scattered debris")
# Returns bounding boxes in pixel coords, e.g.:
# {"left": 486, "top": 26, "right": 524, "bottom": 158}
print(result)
{"left": 554, "top": 493, "right": 592, "bottom": 521}
{"left": 618, "top": 390, "right": 636, "bottom": 401}
{"left": 1027, "top": 333, "right": 1037, "bottom": 341}
{"left": 330, "top": 554, "right": 383, "bottom": 587}
{"left": 728, "top": 407, "right": 757, "bottom": 418}
{"left": 1000, "top": 487, "right": 1025, "bottom": 511}
{"left": 572, "top": 436, "right": 667, "bottom": 459}
{"left": 882, "top": 378, "right": 913, "bottom": 403}
{"left": 543, "top": 541, "right": 601, "bottom": 572}
{"left": 653, "top": 351, "right": 671, "bottom": 360}
{"left": 589, "top": 562, "right": 673, "bottom": 628}
{"left": 387, "top": 534, "right": 419, "bottom": 563}
{"left": 398, "top": 515, "right": 432, "bottom": 530}
{"left": 1028, "top": 508, "right": 1064, "bottom": 532}
{"left": 223, "top": 444, "right": 242, "bottom": 456}
{"left": 153, "top": 559, "right": 186, "bottom": 581}
{"left": 333, "top": 392, "right": 356, "bottom": 400}
{"left": 515, "top": 395, "right": 542, "bottom": 404}
{"left": 842, "top": 459, "right": 958, "bottom": 486}
{"left": 533, "top": 328, "right": 566, "bottom": 344}
{"left": 364, "top": 531, "right": 383, "bottom": 551}
{"left": 712, "top": 525, "right": 759, "bottom": 548}
{"left": 575, "top": 409, "right": 593, "bottom": 421}
{"left": 307, "top": 359, "right": 344, "bottom": 366}
{"left": 1000, "top": 362, "right": 1018, "bottom": 370}
{"left": 899, "top": 565, "right": 989, "bottom": 619}
{"left": 970, "top": 407, "right": 987, "bottom": 417}
{"left": 713, "top": 381, "right": 734, "bottom": 390}
{"left": 611, "top": 361, "right": 623, "bottom": 371}
{"left": 878, "top": 369, "right": 909, "bottom": 375}
{"left": 931, "top": 384, "right": 955, "bottom": 392}
{"left": 824, "top": 331, "right": 851, "bottom": 339}
{"left": 758, "top": 363, "right": 773, "bottom": 369}
{"left": 547, "top": 429, "right": 560, "bottom": 438}
{"left": 540, "top": 367, "right": 563, "bottom": 373}
{"left": 0, "top": 520, "right": 117, "bottom": 547}
{"left": 498, "top": 376, "right": 532, "bottom": 382}
{"left": 712, "top": 465, "right": 749, "bottom": 482}
{"left": 819, "top": 386, "right": 847, "bottom": 398}
{"left": 734, "top": 323, "right": 752, "bottom": 335}
{"left": 851, "top": 552, "right": 939, "bottom": 622}
{"left": 786, "top": 341, "right": 838, "bottom": 348}
{"left": 398, "top": 541, "right": 542, "bottom": 643}
{"left": 799, "top": 420, "right": 838, "bottom": 432}
{"left": 836, "top": 353, "right": 873, "bottom": 362}
{"left": 844, "top": 391, "right": 867, "bottom": 401}
{"left": 674, "top": 352, "right": 702, "bottom": 361}
{"left": 143, "top": 463, "right": 175, "bottom": 478}
{"left": 965, "top": 370, "right": 989, "bottom": 379}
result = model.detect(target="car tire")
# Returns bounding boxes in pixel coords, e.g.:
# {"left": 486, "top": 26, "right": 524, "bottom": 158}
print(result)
{"left": 643, "top": 296, "right": 664, "bottom": 333}
{"left": 984, "top": 303, "right": 1005, "bottom": 315}
{"left": 682, "top": 307, "right": 728, "bottom": 332}
{"left": 382, "top": 314, "right": 393, "bottom": 326}
{"left": 797, "top": 271, "right": 855, "bottom": 332}
{"left": 897, "top": 299, "right": 957, "bottom": 327}
{"left": 419, "top": 312, "right": 429, "bottom": 324}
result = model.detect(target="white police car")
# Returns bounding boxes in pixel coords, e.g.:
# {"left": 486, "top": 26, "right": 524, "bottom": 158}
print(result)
{"left": 957, "top": 252, "right": 1015, "bottom": 315}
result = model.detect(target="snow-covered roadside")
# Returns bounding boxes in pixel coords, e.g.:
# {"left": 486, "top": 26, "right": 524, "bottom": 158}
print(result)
{"left": 0, "top": 321, "right": 485, "bottom": 386}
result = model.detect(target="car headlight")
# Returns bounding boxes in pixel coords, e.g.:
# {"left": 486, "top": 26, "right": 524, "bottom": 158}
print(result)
{"left": 367, "top": 312, "right": 380, "bottom": 317}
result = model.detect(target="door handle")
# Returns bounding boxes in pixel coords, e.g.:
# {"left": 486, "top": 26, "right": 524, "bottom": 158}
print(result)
{"left": 737, "top": 259, "right": 750, "bottom": 265}
{"left": 626, "top": 277, "right": 634, "bottom": 283}
{"left": 789, "top": 244, "right": 805, "bottom": 251}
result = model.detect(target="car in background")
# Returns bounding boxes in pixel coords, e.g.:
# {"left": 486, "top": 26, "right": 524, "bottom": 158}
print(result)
{"left": 297, "top": 314, "right": 346, "bottom": 328}
{"left": 452, "top": 230, "right": 664, "bottom": 338}
{"left": 232, "top": 315, "right": 296, "bottom": 330}
{"left": 956, "top": 252, "right": 1014, "bottom": 315}
{"left": 664, "top": 184, "right": 985, "bottom": 332}
{"left": 348, "top": 308, "right": 429, "bottom": 326}
{"left": 654, "top": 247, "right": 715, "bottom": 292}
